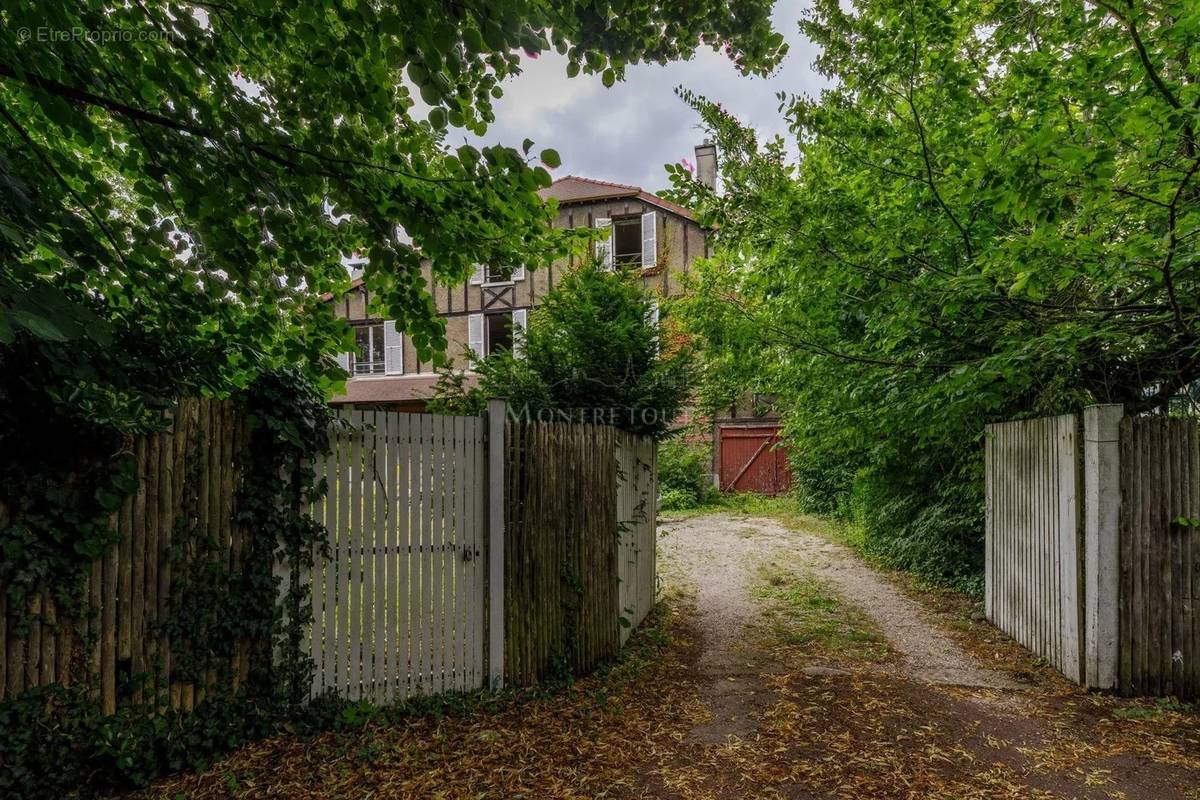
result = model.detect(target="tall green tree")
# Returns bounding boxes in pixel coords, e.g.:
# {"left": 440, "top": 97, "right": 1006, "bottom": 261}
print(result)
{"left": 672, "top": 0, "right": 1200, "bottom": 589}
{"left": 1, "top": 0, "right": 784, "bottom": 432}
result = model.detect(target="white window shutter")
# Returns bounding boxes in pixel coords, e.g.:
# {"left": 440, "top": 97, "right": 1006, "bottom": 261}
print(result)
{"left": 335, "top": 352, "right": 351, "bottom": 375}
{"left": 513, "top": 308, "right": 528, "bottom": 357}
{"left": 595, "top": 217, "right": 613, "bottom": 270}
{"left": 641, "top": 211, "right": 657, "bottom": 267}
{"left": 513, "top": 265, "right": 526, "bottom": 281}
{"left": 383, "top": 320, "right": 404, "bottom": 375}
{"left": 467, "top": 313, "right": 484, "bottom": 361}
{"left": 470, "top": 264, "right": 484, "bottom": 285}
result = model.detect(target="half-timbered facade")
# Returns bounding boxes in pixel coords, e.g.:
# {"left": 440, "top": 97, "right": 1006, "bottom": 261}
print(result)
{"left": 328, "top": 146, "right": 716, "bottom": 411}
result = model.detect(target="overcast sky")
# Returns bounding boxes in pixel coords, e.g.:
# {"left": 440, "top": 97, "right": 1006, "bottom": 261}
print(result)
{"left": 464, "top": 2, "right": 829, "bottom": 193}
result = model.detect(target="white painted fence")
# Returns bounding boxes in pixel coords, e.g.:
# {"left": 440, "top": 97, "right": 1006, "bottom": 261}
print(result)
{"left": 616, "top": 431, "right": 657, "bottom": 644}
{"left": 984, "top": 414, "right": 1083, "bottom": 683}
{"left": 307, "top": 410, "right": 488, "bottom": 702}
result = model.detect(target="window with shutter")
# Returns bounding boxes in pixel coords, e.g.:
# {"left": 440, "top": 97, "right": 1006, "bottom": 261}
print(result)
{"left": 594, "top": 217, "right": 613, "bottom": 270}
{"left": 470, "top": 264, "right": 485, "bottom": 285}
{"left": 383, "top": 320, "right": 404, "bottom": 375}
{"left": 612, "top": 217, "right": 641, "bottom": 267}
{"left": 641, "top": 211, "right": 657, "bottom": 267}
{"left": 468, "top": 313, "right": 484, "bottom": 361}
{"left": 485, "top": 312, "right": 513, "bottom": 354}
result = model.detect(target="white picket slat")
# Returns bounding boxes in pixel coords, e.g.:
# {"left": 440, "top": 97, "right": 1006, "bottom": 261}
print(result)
{"left": 349, "top": 411, "right": 364, "bottom": 698}
{"left": 361, "top": 412, "right": 376, "bottom": 699}
{"left": 437, "top": 415, "right": 450, "bottom": 692}
{"left": 396, "top": 414, "right": 411, "bottom": 698}
{"left": 384, "top": 412, "right": 399, "bottom": 703}
{"left": 454, "top": 416, "right": 468, "bottom": 690}
{"left": 335, "top": 424, "right": 351, "bottom": 695}
{"left": 474, "top": 416, "right": 487, "bottom": 683}
{"left": 373, "top": 412, "right": 388, "bottom": 702}
{"left": 466, "top": 416, "right": 481, "bottom": 687}
{"left": 420, "top": 414, "right": 435, "bottom": 693}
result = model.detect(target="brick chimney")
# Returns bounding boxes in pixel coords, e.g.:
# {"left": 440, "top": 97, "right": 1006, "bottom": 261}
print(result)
{"left": 694, "top": 139, "right": 718, "bottom": 190}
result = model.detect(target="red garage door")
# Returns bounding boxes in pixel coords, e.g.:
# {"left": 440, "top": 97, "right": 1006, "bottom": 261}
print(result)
{"left": 718, "top": 425, "right": 791, "bottom": 495}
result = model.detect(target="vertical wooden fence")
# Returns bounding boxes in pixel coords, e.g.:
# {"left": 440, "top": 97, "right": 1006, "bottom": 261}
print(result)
{"left": 986, "top": 408, "right": 1200, "bottom": 699}
{"left": 502, "top": 420, "right": 620, "bottom": 684}
{"left": 0, "top": 397, "right": 251, "bottom": 713}
{"left": 1118, "top": 416, "right": 1200, "bottom": 699}
{"left": 305, "top": 410, "right": 487, "bottom": 703}
{"left": 984, "top": 414, "right": 1083, "bottom": 683}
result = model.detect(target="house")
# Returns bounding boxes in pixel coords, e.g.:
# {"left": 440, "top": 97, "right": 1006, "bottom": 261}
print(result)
{"left": 328, "top": 141, "right": 719, "bottom": 411}
{"left": 326, "top": 142, "right": 788, "bottom": 493}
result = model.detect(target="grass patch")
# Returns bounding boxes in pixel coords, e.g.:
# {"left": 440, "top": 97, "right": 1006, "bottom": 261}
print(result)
{"left": 1111, "top": 697, "right": 1196, "bottom": 720}
{"left": 664, "top": 494, "right": 977, "bottom": 612}
{"left": 662, "top": 493, "right": 862, "bottom": 544}
{"left": 751, "top": 562, "right": 891, "bottom": 663}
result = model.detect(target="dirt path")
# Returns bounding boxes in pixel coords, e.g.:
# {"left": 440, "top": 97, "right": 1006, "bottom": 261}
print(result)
{"left": 656, "top": 512, "right": 1200, "bottom": 799}
{"left": 657, "top": 512, "right": 1014, "bottom": 746}
{"left": 660, "top": 512, "right": 1014, "bottom": 690}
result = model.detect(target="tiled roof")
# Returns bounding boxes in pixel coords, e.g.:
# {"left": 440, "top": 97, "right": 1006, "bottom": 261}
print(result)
{"left": 539, "top": 175, "right": 695, "bottom": 220}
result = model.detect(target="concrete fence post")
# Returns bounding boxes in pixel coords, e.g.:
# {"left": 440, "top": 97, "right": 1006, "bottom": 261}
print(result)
{"left": 1083, "top": 403, "right": 1123, "bottom": 689}
{"left": 486, "top": 398, "right": 506, "bottom": 689}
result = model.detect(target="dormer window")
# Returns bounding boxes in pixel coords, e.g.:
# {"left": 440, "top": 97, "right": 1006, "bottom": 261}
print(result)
{"left": 595, "top": 211, "right": 657, "bottom": 270}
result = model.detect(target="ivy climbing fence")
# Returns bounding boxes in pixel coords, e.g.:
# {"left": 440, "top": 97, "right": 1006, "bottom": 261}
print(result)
{"left": 0, "top": 398, "right": 254, "bottom": 714}
{"left": 0, "top": 399, "right": 659, "bottom": 713}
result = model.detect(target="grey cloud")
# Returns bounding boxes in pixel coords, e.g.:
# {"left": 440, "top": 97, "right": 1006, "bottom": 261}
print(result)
{"left": 464, "top": 2, "right": 828, "bottom": 192}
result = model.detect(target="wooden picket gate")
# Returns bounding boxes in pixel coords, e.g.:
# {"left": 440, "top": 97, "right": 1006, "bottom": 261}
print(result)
{"left": 304, "top": 408, "right": 661, "bottom": 700}
{"left": 306, "top": 410, "right": 488, "bottom": 702}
